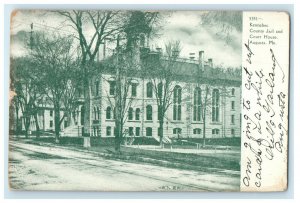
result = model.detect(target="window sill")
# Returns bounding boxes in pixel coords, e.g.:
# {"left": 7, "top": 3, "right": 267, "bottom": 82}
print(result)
{"left": 171, "top": 121, "right": 184, "bottom": 124}
{"left": 210, "top": 122, "right": 222, "bottom": 125}
{"left": 145, "top": 120, "right": 153, "bottom": 123}
{"left": 127, "top": 120, "right": 141, "bottom": 123}
{"left": 191, "top": 122, "right": 203, "bottom": 124}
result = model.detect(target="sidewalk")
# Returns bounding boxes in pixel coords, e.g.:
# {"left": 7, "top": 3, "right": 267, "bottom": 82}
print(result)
{"left": 126, "top": 144, "right": 241, "bottom": 154}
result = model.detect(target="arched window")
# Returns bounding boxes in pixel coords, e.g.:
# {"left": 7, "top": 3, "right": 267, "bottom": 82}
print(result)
{"left": 128, "top": 107, "right": 133, "bottom": 121}
{"left": 106, "top": 106, "right": 112, "bottom": 119}
{"left": 113, "top": 108, "right": 116, "bottom": 119}
{"left": 212, "top": 128, "right": 220, "bottom": 135}
{"left": 146, "top": 105, "right": 152, "bottom": 120}
{"left": 97, "top": 107, "right": 100, "bottom": 120}
{"left": 135, "top": 108, "right": 140, "bottom": 120}
{"left": 158, "top": 82, "right": 163, "bottom": 98}
{"left": 94, "top": 107, "right": 97, "bottom": 120}
{"left": 193, "top": 87, "right": 202, "bottom": 121}
{"left": 212, "top": 89, "right": 220, "bottom": 122}
{"left": 231, "top": 88, "right": 235, "bottom": 96}
{"left": 109, "top": 81, "right": 116, "bottom": 95}
{"left": 193, "top": 128, "right": 201, "bottom": 134}
{"left": 173, "top": 85, "right": 182, "bottom": 120}
{"left": 231, "top": 114, "right": 235, "bottom": 124}
{"left": 146, "top": 82, "right": 153, "bottom": 98}
{"left": 231, "top": 129, "right": 235, "bottom": 137}
{"left": 173, "top": 128, "right": 182, "bottom": 135}
{"left": 131, "top": 83, "right": 137, "bottom": 97}
{"left": 95, "top": 80, "right": 99, "bottom": 96}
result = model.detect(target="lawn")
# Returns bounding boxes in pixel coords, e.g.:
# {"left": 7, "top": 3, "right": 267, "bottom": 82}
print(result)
{"left": 13, "top": 135, "right": 241, "bottom": 174}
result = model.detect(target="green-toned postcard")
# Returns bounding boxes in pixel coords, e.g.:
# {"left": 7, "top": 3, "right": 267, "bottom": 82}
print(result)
{"left": 8, "top": 10, "right": 289, "bottom": 192}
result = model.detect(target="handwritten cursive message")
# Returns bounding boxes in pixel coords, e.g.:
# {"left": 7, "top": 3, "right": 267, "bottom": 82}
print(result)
{"left": 241, "top": 12, "right": 289, "bottom": 191}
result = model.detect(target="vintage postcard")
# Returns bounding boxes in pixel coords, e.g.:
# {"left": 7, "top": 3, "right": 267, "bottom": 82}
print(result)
{"left": 8, "top": 10, "right": 289, "bottom": 192}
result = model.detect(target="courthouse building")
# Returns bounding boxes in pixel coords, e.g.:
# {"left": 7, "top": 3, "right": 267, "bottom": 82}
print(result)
{"left": 13, "top": 35, "right": 241, "bottom": 142}
{"left": 63, "top": 43, "right": 242, "bottom": 141}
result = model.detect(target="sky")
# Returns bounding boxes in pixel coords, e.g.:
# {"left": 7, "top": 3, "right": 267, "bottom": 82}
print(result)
{"left": 10, "top": 10, "right": 242, "bottom": 68}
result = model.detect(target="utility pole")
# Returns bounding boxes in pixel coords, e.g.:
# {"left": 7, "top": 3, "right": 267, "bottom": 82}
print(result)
{"left": 115, "top": 34, "right": 122, "bottom": 152}
{"left": 29, "top": 23, "right": 34, "bottom": 50}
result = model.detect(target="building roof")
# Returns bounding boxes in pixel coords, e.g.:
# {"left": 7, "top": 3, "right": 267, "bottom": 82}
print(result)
{"left": 96, "top": 49, "right": 242, "bottom": 87}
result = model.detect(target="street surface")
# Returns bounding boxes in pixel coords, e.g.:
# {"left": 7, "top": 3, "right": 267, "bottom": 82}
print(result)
{"left": 8, "top": 140, "right": 240, "bottom": 191}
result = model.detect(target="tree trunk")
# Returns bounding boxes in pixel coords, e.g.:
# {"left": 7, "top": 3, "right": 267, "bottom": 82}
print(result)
{"left": 114, "top": 120, "right": 122, "bottom": 154}
{"left": 202, "top": 117, "right": 206, "bottom": 147}
{"left": 34, "top": 112, "right": 40, "bottom": 138}
{"left": 159, "top": 119, "right": 164, "bottom": 148}
{"left": 24, "top": 116, "right": 30, "bottom": 139}
{"left": 54, "top": 106, "right": 61, "bottom": 143}
{"left": 15, "top": 105, "right": 20, "bottom": 136}
{"left": 83, "top": 78, "right": 91, "bottom": 137}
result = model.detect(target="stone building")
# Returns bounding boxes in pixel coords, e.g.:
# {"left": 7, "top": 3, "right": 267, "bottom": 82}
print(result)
{"left": 63, "top": 46, "right": 242, "bottom": 141}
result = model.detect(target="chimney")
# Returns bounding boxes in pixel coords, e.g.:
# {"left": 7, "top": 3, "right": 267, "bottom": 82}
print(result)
{"left": 208, "top": 58, "right": 213, "bottom": 68}
{"left": 199, "top": 51, "right": 204, "bottom": 70}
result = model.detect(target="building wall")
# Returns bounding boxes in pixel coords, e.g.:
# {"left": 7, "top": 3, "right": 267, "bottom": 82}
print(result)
{"left": 90, "top": 72, "right": 241, "bottom": 139}
{"left": 24, "top": 108, "right": 67, "bottom": 132}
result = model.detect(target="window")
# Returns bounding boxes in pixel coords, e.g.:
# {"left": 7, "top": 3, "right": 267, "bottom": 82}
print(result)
{"left": 106, "top": 106, "right": 112, "bottom": 119}
{"left": 131, "top": 83, "right": 137, "bottom": 97}
{"left": 95, "top": 81, "right": 99, "bottom": 96}
{"left": 135, "top": 127, "right": 140, "bottom": 136}
{"left": 212, "top": 128, "right": 220, "bottom": 135}
{"left": 231, "top": 129, "right": 235, "bottom": 136}
{"left": 146, "top": 82, "right": 153, "bottom": 98}
{"left": 231, "top": 88, "right": 235, "bottom": 96}
{"left": 50, "top": 110, "right": 53, "bottom": 117}
{"left": 135, "top": 108, "right": 140, "bottom": 120}
{"left": 212, "top": 89, "right": 220, "bottom": 122}
{"left": 64, "top": 120, "right": 68, "bottom": 128}
{"left": 158, "top": 82, "right": 163, "bottom": 98}
{"left": 128, "top": 107, "right": 133, "bottom": 121}
{"left": 94, "top": 107, "right": 97, "bottom": 120}
{"left": 146, "top": 127, "right": 152, "bottom": 136}
{"left": 50, "top": 120, "right": 53, "bottom": 128}
{"left": 173, "top": 128, "right": 182, "bottom": 135}
{"left": 193, "top": 128, "right": 201, "bottom": 134}
{"left": 173, "top": 85, "right": 182, "bottom": 120}
{"left": 146, "top": 105, "right": 152, "bottom": 120}
{"left": 193, "top": 87, "right": 202, "bottom": 121}
{"left": 97, "top": 107, "right": 100, "bottom": 120}
{"left": 109, "top": 81, "right": 116, "bottom": 95}
{"left": 231, "top": 101, "right": 235, "bottom": 110}
{"left": 106, "top": 126, "right": 112, "bottom": 136}
{"left": 129, "top": 127, "right": 134, "bottom": 136}
{"left": 231, "top": 115, "right": 235, "bottom": 124}
{"left": 114, "top": 127, "right": 117, "bottom": 136}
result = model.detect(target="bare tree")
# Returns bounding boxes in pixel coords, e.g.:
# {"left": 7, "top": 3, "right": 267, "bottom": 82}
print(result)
{"left": 30, "top": 33, "right": 81, "bottom": 143}
{"left": 10, "top": 57, "right": 43, "bottom": 138}
{"left": 57, "top": 10, "right": 125, "bottom": 137}
{"left": 196, "top": 67, "right": 241, "bottom": 147}
{"left": 143, "top": 40, "right": 182, "bottom": 147}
